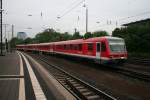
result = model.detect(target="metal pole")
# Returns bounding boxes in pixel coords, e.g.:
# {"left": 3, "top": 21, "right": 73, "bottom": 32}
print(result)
{"left": 4, "top": 24, "right": 6, "bottom": 53}
{"left": 12, "top": 24, "right": 14, "bottom": 38}
{"left": 11, "top": 24, "right": 14, "bottom": 52}
{"left": 85, "top": 7, "right": 88, "bottom": 34}
{"left": 0, "top": 0, "right": 2, "bottom": 55}
{"left": 75, "top": 28, "right": 77, "bottom": 33}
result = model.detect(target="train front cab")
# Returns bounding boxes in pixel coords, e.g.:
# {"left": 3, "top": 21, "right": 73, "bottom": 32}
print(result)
{"left": 103, "top": 37, "right": 127, "bottom": 65}
{"left": 94, "top": 37, "right": 127, "bottom": 65}
{"left": 95, "top": 39, "right": 109, "bottom": 64}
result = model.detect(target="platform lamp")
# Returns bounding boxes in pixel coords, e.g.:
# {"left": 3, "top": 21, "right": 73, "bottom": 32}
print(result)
{"left": 83, "top": 3, "right": 88, "bottom": 34}
{"left": 0, "top": 0, "right": 4, "bottom": 56}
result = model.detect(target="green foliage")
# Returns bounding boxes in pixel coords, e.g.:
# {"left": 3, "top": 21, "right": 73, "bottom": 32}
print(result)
{"left": 84, "top": 31, "right": 109, "bottom": 39}
{"left": 34, "top": 29, "right": 60, "bottom": 43}
{"left": 93, "top": 31, "right": 109, "bottom": 37}
{"left": 13, "top": 28, "right": 110, "bottom": 47}
{"left": 24, "top": 38, "right": 33, "bottom": 44}
{"left": 10, "top": 37, "right": 24, "bottom": 48}
{"left": 72, "top": 32, "right": 82, "bottom": 39}
{"left": 60, "top": 32, "right": 72, "bottom": 41}
{"left": 84, "top": 32, "right": 92, "bottom": 39}
{"left": 112, "top": 25, "right": 150, "bottom": 53}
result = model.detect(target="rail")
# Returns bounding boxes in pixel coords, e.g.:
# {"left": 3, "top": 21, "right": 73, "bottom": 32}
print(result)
{"left": 116, "top": 67, "right": 150, "bottom": 82}
{"left": 35, "top": 56, "right": 116, "bottom": 100}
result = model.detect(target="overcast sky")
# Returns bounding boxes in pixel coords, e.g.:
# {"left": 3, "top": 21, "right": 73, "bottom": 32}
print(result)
{"left": 3, "top": 0, "right": 150, "bottom": 38}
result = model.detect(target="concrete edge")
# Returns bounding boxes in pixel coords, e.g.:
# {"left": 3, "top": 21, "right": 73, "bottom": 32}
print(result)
{"left": 20, "top": 52, "right": 47, "bottom": 100}
{"left": 22, "top": 52, "right": 77, "bottom": 100}
{"left": 17, "top": 51, "right": 26, "bottom": 100}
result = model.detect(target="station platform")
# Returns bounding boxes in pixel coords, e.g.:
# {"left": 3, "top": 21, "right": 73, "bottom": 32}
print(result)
{"left": 0, "top": 51, "right": 76, "bottom": 100}
{"left": 0, "top": 52, "right": 21, "bottom": 100}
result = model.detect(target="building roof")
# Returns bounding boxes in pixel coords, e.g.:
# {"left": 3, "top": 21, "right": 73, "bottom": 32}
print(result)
{"left": 122, "top": 18, "right": 150, "bottom": 26}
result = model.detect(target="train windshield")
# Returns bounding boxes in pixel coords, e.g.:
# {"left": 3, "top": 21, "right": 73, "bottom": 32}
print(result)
{"left": 108, "top": 39, "right": 126, "bottom": 53}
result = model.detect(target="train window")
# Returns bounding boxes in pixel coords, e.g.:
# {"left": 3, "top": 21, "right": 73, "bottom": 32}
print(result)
{"left": 78, "top": 44, "right": 82, "bottom": 51}
{"left": 101, "top": 42, "right": 106, "bottom": 52}
{"left": 70, "top": 44, "right": 73, "bottom": 50}
{"left": 66, "top": 45, "right": 70, "bottom": 50}
{"left": 74, "top": 45, "right": 78, "bottom": 50}
{"left": 64, "top": 45, "right": 66, "bottom": 50}
{"left": 58, "top": 45, "right": 61, "bottom": 49}
{"left": 96, "top": 43, "right": 100, "bottom": 52}
{"left": 88, "top": 43, "right": 93, "bottom": 51}
{"left": 72, "top": 45, "right": 76, "bottom": 50}
{"left": 59, "top": 45, "right": 61, "bottom": 49}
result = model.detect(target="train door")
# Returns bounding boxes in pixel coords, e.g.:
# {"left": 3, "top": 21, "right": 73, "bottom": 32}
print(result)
{"left": 96, "top": 42, "right": 100, "bottom": 59}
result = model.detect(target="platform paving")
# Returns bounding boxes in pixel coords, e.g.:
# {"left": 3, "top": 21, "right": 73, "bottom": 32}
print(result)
{"left": 0, "top": 52, "right": 21, "bottom": 100}
{"left": 0, "top": 51, "right": 77, "bottom": 100}
{"left": 0, "top": 52, "right": 20, "bottom": 75}
{"left": 0, "top": 79, "right": 19, "bottom": 100}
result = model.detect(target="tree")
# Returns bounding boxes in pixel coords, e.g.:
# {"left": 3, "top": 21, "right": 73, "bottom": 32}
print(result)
{"left": 112, "top": 25, "right": 150, "bottom": 53}
{"left": 24, "top": 38, "right": 33, "bottom": 44}
{"left": 72, "top": 32, "right": 82, "bottom": 39}
{"left": 84, "top": 32, "right": 92, "bottom": 39}
{"left": 93, "top": 31, "right": 109, "bottom": 37}
{"left": 35, "top": 28, "right": 61, "bottom": 42}
{"left": 10, "top": 37, "right": 24, "bottom": 48}
{"left": 60, "top": 32, "right": 72, "bottom": 41}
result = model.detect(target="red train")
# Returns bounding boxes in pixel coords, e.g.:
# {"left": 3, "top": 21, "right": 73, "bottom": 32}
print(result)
{"left": 16, "top": 36, "right": 127, "bottom": 64}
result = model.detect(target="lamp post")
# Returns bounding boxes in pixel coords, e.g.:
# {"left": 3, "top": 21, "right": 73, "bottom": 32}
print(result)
{"left": 0, "top": 0, "right": 3, "bottom": 56}
{"left": 2, "top": 24, "right": 14, "bottom": 53}
{"left": 83, "top": 4, "right": 88, "bottom": 34}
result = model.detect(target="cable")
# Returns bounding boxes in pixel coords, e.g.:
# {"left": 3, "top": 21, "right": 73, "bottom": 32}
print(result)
{"left": 58, "top": 0, "right": 85, "bottom": 18}
{"left": 49, "top": 0, "right": 85, "bottom": 29}
{"left": 95, "top": 11, "right": 150, "bottom": 28}
{"left": 119, "top": 11, "right": 150, "bottom": 21}
{"left": 60, "top": 0, "right": 84, "bottom": 14}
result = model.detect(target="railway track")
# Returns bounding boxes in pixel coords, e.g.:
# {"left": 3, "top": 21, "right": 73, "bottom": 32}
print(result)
{"left": 128, "top": 57, "right": 150, "bottom": 66}
{"left": 116, "top": 67, "right": 150, "bottom": 82}
{"left": 33, "top": 56, "right": 116, "bottom": 100}
{"left": 40, "top": 54, "right": 150, "bottom": 82}
{"left": 32, "top": 52, "right": 150, "bottom": 82}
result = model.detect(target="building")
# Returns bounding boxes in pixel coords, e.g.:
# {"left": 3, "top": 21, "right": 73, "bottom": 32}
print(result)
{"left": 17, "top": 32, "right": 27, "bottom": 40}
{"left": 122, "top": 18, "right": 150, "bottom": 27}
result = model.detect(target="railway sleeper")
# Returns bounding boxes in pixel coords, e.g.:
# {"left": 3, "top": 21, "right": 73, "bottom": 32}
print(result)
{"left": 72, "top": 83, "right": 80, "bottom": 87}
{"left": 55, "top": 76, "right": 67, "bottom": 79}
{"left": 76, "top": 86, "right": 85, "bottom": 89}
{"left": 87, "top": 95, "right": 100, "bottom": 100}
{"left": 70, "top": 81, "right": 77, "bottom": 84}
{"left": 77, "top": 88, "right": 99, "bottom": 97}
{"left": 78, "top": 88, "right": 89, "bottom": 92}
{"left": 54, "top": 74, "right": 66, "bottom": 77}
{"left": 57, "top": 78, "right": 66, "bottom": 81}
{"left": 67, "top": 79, "right": 75, "bottom": 82}
{"left": 70, "top": 86, "right": 99, "bottom": 99}
{"left": 82, "top": 91, "right": 93, "bottom": 96}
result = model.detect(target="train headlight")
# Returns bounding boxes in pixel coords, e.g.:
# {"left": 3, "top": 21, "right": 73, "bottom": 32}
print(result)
{"left": 121, "top": 57, "right": 124, "bottom": 59}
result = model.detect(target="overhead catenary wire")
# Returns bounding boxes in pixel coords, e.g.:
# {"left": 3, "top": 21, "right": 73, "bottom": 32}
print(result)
{"left": 57, "top": 0, "right": 85, "bottom": 19}
{"left": 96, "top": 10, "right": 150, "bottom": 29}
{"left": 60, "top": 0, "right": 84, "bottom": 15}
{"left": 49, "top": 0, "right": 85, "bottom": 29}
{"left": 51, "top": 0, "right": 85, "bottom": 32}
{"left": 118, "top": 11, "right": 150, "bottom": 21}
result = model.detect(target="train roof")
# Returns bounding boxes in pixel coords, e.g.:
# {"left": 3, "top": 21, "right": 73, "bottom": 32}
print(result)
{"left": 84, "top": 36, "right": 123, "bottom": 42}
{"left": 105, "top": 36, "right": 124, "bottom": 40}
{"left": 16, "top": 36, "right": 123, "bottom": 46}
{"left": 33, "top": 42, "right": 52, "bottom": 46}
{"left": 17, "top": 42, "right": 53, "bottom": 46}
{"left": 54, "top": 39, "right": 84, "bottom": 45}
